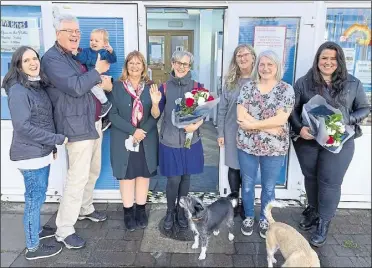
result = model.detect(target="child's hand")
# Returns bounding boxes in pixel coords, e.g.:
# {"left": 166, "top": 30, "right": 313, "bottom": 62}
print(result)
{"left": 105, "top": 44, "right": 113, "bottom": 53}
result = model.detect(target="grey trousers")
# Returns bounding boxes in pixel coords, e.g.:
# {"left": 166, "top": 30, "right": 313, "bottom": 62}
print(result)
{"left": 91, "top": 85, "right": 108, "bottom": 104}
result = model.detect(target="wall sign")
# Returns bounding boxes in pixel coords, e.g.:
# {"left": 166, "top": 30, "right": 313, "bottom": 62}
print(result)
{"left": 1, "top": 17, "right": 40, "bottom": 52}
{"left": 253, "top": 26, "right": 287, "bottom": 65}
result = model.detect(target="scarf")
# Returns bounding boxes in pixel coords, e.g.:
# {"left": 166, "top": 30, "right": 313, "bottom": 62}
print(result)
{"left": 123, "top": 79, "right": 145, "bottom": 127}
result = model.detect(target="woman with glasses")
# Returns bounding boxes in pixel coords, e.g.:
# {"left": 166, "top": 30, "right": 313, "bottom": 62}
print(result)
{"left": 107, "top": 51, "right": 161, "bottom": 231}
{"left": 237, "top": 50, "right": 294, "bottom": 239}
{"left": 217, "top": 44, "right": 256, "bottom": 218}
{"left": 158, "top": 50, "right": 205, "bottom": 231}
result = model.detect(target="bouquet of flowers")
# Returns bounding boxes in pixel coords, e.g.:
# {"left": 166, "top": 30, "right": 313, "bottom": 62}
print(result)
{"left": 172, "top": 86, "right": 220, "bottom": 148}
{"left": 301, "top": 95, "right": 354, "bottom": 153}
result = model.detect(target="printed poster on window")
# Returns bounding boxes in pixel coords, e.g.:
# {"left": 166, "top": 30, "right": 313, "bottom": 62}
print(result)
{"left": 253, "top": 26, "right": 286, "bottom": 65}
{"left": 1, "top": 17, "right": 40, "bottom": 52}
{"left": 342, "top": 48, "right": 356, "bottom": 72}
{"left": 355, "top": 60, "right": 371, "bottom": 85}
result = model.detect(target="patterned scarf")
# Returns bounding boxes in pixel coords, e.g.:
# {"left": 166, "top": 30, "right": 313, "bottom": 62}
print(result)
{"left": 123, "top": 79, "right": 145, "bottom": 127}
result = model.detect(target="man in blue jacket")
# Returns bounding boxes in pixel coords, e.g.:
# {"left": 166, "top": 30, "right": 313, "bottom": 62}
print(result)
{"left": 41, "top": 13, "right": 112, "bottom": 249}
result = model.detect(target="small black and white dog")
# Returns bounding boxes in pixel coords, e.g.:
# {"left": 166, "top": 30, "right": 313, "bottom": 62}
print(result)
{"left": 179, "top": 192, "right": 239, "bottom": 260}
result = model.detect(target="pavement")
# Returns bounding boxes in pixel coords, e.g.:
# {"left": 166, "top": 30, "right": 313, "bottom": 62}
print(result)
{"left": 1, "top": 201, "right": 371, "bottom": 267}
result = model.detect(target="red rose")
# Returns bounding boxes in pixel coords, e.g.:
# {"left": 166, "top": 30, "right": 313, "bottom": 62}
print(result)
{"left": 199, "top": 88, "right": 209, "bottom": 92}
{"left": 326, "top": 136, "right": 334, "bottom": 144}
{"left": 191, "top": 90, "right": 198, "bottom": 95}
{"left": 207, "top": 96, "right": 214, "bottom": 101}
{"left": 185, "top": 98, "right": 194, "bottom": 107}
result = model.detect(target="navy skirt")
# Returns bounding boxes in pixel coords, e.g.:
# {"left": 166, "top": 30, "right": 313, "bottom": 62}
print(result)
{"left": 159, "top": 140, "right": 204, "bottom": 177}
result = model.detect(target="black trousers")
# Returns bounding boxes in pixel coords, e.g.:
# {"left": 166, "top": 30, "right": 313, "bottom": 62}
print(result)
{"left": 228, "top": 167, "right": 241, "bottom": 194}
{"left": 293, "top": 138, "right": 355, "bottom": 221}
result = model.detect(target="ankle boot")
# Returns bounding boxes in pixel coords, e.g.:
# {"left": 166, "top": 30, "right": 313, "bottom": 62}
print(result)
{"left": 299, "top": 206, "right": 318, "bottom": 231}
{"left": 135, "top": 204, "right": 148, "bottom": 229}
{"left": 123, "top": 206, "right": 136, "bottom": 231}
{"left": 310, "top": 217, "right": 331, "bottom": 247}
{"left": 177, "top": 206, "right": 188, "bottom": 228}
{"left": 302, "top": 205, "right": 313, "bottom": 216}
{"left": 163, "top": 208, "right": 175, "bottom": 230}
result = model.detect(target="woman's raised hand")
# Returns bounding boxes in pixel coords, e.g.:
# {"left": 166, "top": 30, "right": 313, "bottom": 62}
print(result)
{"left": 150, "top": 84, "right": 162, "bottom": 105}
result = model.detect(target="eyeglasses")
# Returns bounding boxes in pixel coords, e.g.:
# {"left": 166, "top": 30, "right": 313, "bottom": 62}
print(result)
{"left": 59, "top": 29, "right": 82, "bottom": 35}
{"left": 236, "top": 53, "right": 251, "bottom": 60}
{"left": 174, "top": 61, "right": 190, "bottom": 68}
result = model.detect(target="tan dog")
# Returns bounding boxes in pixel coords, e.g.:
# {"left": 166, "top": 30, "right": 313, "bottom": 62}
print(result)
{"left": 264, "top": 201, "right": 321, "bottom": 267}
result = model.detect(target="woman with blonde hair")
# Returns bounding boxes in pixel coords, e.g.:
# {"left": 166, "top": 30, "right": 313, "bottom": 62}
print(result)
{"left": 237, "top": 50, "right": 294, "bottom": 239}
{"left": 217, "top": 44, "right": 256, "bottom": 218}
{"left": 107, "top": 50, "right": 162, "bottom": 231}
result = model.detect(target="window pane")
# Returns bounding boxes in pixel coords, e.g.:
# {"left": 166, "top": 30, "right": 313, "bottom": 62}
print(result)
{"left": 326, "top": 8, "right": 371, "bottom": 126}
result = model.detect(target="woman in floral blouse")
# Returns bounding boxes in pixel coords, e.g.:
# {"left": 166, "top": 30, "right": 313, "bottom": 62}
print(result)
{"left": 236, "top": 50, "right": 295, "bottom": 239}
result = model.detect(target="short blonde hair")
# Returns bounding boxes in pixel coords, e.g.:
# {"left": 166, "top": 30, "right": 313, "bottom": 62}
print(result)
{"left": 91, "top": 28, "right": 109, "bottom": 42}
{"left": 251, "top": 50, "right": 283, "bottom": 82}
{"left": 119, "top": 50, "right": 150, "bottom": 83}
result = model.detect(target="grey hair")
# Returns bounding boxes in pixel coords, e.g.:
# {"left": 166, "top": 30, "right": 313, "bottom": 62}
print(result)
{"left": 53, "top": 13, "right": 79, "bottom": 31}
{"left": 171, "top": 50, "right": 194, "bottom": 65}
{"left": 251, "top": 50, "right": 283, "bottom": 82}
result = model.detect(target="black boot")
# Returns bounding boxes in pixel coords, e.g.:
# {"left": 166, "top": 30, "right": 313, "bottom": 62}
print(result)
{"left": 310, "top": 217, "right": 331, "bottom": 247}
{"left": 123, "top": 206, "right": 136, "bottom": 231}
{"left": 302, "top": 205, "right": 314, "bottom": 216}
{"left": 299, "top": 206, "right": 319, "bottom": 231}
{"left": 135, "top": 204, "right": 148, "bottom": 229}
{"left": 177, "top": 206, "right": 188, "bottom": 228}
{"left": 163, "top": 209, "right": 175, "bottom": 230}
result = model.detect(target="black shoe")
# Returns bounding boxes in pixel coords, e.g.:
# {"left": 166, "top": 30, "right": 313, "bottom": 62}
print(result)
{"left": 78, "top": 210, "right": 107, "bottom": 222}
{"left": 135, "top": 204, "right": 148, "bottom": 229}
{"left": 163, "top": 209, "right": 175, "bottom": 230}
{"left": 55, "top": 233, "right": 86, "bottom": 249}
{"left": 39, "top": 225, "right": 56, "bottom": 240}
{"left": 259, "top": 219, "right": 269, "bottom": 239}
{"left": 299, "top": 206, "right": 318, "bottom": 231}
{"left": 177, "top": 206, "right": 188, "bottom": 228}
{"left": 310, "top": 217, "right": 331, "bottom": 247}
{"left": 101, "top": 117, "right": 112, "bottom": 132}
{"left": 25, "top": 243, "right": 62, "bottom": 260}
{"left": 302, "top": 205, "right": 313, "bottom": 216}
{"left": 123, "top": 206, "right": 136, "bottom": 232}
{"left": 99, "top": 101, "right": 112, "bottom": 118}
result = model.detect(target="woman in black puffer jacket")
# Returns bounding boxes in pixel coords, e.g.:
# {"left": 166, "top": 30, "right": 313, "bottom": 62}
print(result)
{"left": 289, "top": 41, "right": 370, "bottom": 247}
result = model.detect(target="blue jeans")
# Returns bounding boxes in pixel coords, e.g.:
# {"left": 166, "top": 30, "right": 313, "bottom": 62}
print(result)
{"left": 238, "top": 150, "right": 285, "bottom": 220}
{"left": 20, "top": 165, "right": 50, "bottom": 250}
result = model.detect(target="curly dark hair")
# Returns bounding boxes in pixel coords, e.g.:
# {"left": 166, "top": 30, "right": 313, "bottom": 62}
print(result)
{"left": 310, "top": 41, "right": 348, "bottom": 105}
{"left": 2, "top": 46, "right": 49, "bottom": 94}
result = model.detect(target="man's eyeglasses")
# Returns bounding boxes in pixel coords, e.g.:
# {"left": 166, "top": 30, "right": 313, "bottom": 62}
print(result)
{"left": 59, "top": 29, "right": 82, "bottom": 35}
{"left": 174, "top": 61, "right": 190, "bottom": 68}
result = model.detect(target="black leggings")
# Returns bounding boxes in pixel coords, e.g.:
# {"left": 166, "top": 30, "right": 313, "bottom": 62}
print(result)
{"left": 166, "top": 175, "right": 191, "bottom": 210}
{"left": 228, "top": 167, "right": 241, "bottom": 194}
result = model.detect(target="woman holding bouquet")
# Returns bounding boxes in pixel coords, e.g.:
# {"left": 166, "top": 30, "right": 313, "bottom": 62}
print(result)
{"left": 158, "top": 50, "right": 205, "bottom": 231}
{"left": 289, "top": 41, "right": 370, "bottom": 247}
{"left": 236, "top": 50, "right": 295, "bottom": 239}
{"left": 107, "top": 51, "right": 162, "bottom": 231}
{"left": 217, "top": 44, "right": 256, "bottom": 218}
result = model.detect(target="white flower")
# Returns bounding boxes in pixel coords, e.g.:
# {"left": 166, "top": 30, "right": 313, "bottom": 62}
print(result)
{"left": 335, "top": 122, "right": 343, "bottom": 127}
{"left": 185, "top": 92, "right": 193, "bottom": 99}
{"left": 326, "top": 127, "right": 336, "bottom": 135}
{"left": 339, "top": 126, "right": 345, "bottom": 134}
{"left": 333, "top": 140, "right": 341, "bottom": 147}
{"left": 197, "top": 97, "right": 206, "bottom": 106}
